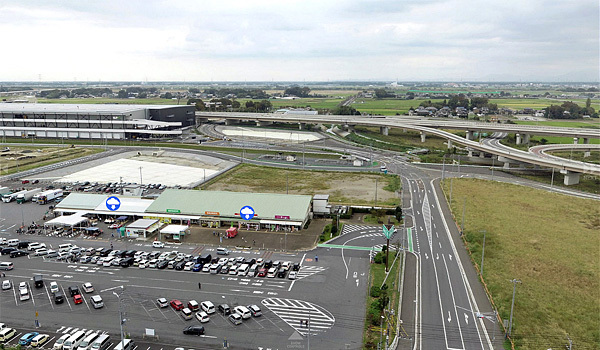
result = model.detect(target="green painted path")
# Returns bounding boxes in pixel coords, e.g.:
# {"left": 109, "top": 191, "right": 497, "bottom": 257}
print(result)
{"left": 317, "top": 244, "right": 383, "bottom": 251}
{"left": 407, "top": 227, "right": 414, "bottom": 253}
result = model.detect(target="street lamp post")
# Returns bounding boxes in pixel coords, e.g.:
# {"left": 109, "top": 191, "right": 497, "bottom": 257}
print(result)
{"left": 480, "top": 230, "right": 486, "bottom": 277}
{"left": 112, "top": 287, "right": 125, "bottom": 348}
{"left": 508, "top": 279, "right": 521, "bottom": 338}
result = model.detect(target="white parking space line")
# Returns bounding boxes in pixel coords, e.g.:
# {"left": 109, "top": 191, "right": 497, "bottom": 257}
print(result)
{"left": 82, "top": 292, "right": 92, "bottom": 312}
{"left": 28, "top": 281, "right": 36, "bottom": 306}
{"left": 44, "top": 284, "right": 55, "bottom": 309}
{"left": 12, "top": 282, "right": 18, "bottom": 305}
{"left": 61, "top": 285, "right": 73, "bottom": 310}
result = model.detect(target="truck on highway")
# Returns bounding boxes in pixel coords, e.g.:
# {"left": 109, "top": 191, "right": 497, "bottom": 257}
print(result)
{"left": 2, "top": 189, "right": 28, "bottom": 203}
{"left": 35, "top": 189, "right": 63, "bottom": 204}
{"left": 16, "top": 188, "right": 42, "bottom": 204}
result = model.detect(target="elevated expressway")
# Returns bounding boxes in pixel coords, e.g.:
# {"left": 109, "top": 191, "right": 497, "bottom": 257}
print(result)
{"left": 197, "top": 112, "right": 600, "bottom": 183}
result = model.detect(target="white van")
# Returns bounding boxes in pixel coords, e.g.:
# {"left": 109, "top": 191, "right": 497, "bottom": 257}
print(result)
{"left": 58, "top": 243, "right": 74, "bottom": 252}
{"left": 181, "top": 307, "right": 193, "bottom": 320}
{"left": 0, "top": 327, "right": 16, "bottom": 342}
{"left": 90, "top": 335, "right": 110, "bottom": 350}
{"left": 90, "top": 295, "right": 104, "bottom": 309}
{"left": 152, "top": 241, "right": 164, "bottom": 248}
{"left": 233, "top": 305, "right": 251, "bottom": 319}
{"left": 77, "top": 333, "right": 98, "bottom": 350}
{"left": 201, "top": 300, "right": 215, "bottom": 314}
{"left": 53, "top": 334, "right": 71, "bottom": 350}
{"left": 63, "top": 331, "right": 86, "bottom": 350}
{"left": 0, "top": 262, "right": 14, "bottom": 271}
{"left": 113, "top": 339, "right": 134, "bottom": 350}
{"left": 216, "top": 247, "right": 230, "bottom": 255}
{"left": 237, "top": 264, "right": 250, "bottom": 276}
{"left": 7, "top": 239, "right": 19, "bottom": 247}
{"left": 249, "top": 264, "right": 258, "bottom": 276}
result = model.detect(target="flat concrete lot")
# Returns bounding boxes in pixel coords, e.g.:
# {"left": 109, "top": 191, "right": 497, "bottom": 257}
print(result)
{"left": 0, "top": 201, "right": 386, "bottom": 350}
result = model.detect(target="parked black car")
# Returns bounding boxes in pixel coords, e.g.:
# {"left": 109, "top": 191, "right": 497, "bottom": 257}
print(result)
{"left": 1, "top": 247, "right": 16, "bottom": 255}
{"left": 54, "top": 292, "right": 65, "bottom": 304}
{"left": 10, "top": 250, "right": 29, "bottom": 258}
{"left": 183, "top": 325, "right": 205, "bottom": 336}
{"left": 68, "top": 285, "right": 80, "bottom": 297}
{"left": 175, "top": 261, "right": 186, "bottom": 270}
{"left": 157, "top": 261, "right": 169, "bottom": 269}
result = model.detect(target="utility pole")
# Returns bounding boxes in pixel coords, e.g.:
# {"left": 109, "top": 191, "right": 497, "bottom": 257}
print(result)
{"left": 480, "top": 230, "right": 486, "bottom": 277}
{"left": 286, "top": 172, "right": 289, "bottom": 194}
{"left": 460, "top": 198, "right": 466, "bottom": 235}
{"left": 566, "top": 334, "right": 573, "bottom": 350}
{"left": 550, "top": 167, "right": 555, "bottom": 188}
{"left": 508, "top": 279, "right": 521, "bottom": 338}
{"left": 112, "top": 286, "right": 125, "bottom": 349}
{"left": 139, "top": 167, "right": 143, "bottom": 185}
{"left": 442, "top": 155, "right": 446, "bottom": 180}
{"left": 375, "top": 178, "right": 378, "bottom": 205}
{"left": 449, "top": 177, "right": 454, "bottom": 208}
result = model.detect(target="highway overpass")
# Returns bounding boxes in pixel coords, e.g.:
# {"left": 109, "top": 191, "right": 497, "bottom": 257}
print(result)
{"left": 196, "top": 111, "right": 600, "bottom": 183}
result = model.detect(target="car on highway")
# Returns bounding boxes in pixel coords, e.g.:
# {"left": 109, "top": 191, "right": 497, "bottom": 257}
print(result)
{"left": 156, "top": 298, "right": 168, "bottom": 308}
{"left": 182, "top": 325, "right": 205, "bottom": 336}
{"left": 19, "top": 332, "right": 39, "bottom": 345}
{"left": 31, "top": 333, "right": 49, "bottom": 347}
{"left": 73, "top": 294, "right": 83, "bottom": 304}
{"left": 82, "top": 282, "right": 94, "bottom": 293}
{"left": 170, "top": 299, "right": 184, "bottom": 311}
{"left": 195, "top": 311, "right": 210, "bottom": 323}
{"left": 228, "top": 313, "right": 243, "bottom": 325}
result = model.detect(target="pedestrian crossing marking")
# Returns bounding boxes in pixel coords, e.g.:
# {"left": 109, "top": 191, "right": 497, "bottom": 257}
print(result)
{"left": 261, "top": 298, "right": 335, "bottom": 337}
{"left": 341, "top": 224, "right": 381, "bottom": 235}
{"left": 295, "top": 266, "right": 327, "bottom": 280}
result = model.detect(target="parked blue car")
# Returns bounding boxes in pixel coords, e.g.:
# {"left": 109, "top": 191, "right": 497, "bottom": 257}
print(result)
{"left": 19, "top": 332, "right": 39, "bottom": 345}
{"left": 192, "top": 263, "right": 203, "bottom": 272}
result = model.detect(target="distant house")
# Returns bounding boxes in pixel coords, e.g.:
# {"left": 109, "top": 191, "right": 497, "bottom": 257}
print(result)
{"left": 455, "top": 107, "right": 468, "bottom": 117}
{"left": 522, "top": 108, "right": 535, "bottom": 114}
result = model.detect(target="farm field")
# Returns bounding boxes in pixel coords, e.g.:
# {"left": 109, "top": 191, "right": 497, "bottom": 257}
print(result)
{"left": 514, "top": 120, "right": 600, "bottom": 128}
{"left": 442, "top": 178, "right": 599, "bottom": 350}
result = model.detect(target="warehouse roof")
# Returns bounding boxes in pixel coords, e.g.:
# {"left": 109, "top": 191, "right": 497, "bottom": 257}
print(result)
{"left": 56, "top": 193, "right": 154, "bottom": 213}
{"left": 0, "top": 103, "right": 186, "bottom": 114}
{"left": 145, "top": 189, "right": 312, "bottom": 222}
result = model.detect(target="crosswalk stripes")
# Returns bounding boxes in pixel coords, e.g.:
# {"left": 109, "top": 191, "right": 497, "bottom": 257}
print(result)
{"left": 261, "top": 298, "right": 335, "bottom": 337}
{"left": 341, "top": 224, "right": 381, "bottom": 235}
{"left": 295, "top": 266, "right": 328, "bottom": 280}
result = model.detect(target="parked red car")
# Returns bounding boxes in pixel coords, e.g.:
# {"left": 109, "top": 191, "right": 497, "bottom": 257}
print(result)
{"left": 73, "top": 294, "right": 83, "bottom": 305}
{"left": 170, "top": 299, "right": 184, "bottom": 311}
{"left": 22, "top": 180, "right": 30, "bottom": 184}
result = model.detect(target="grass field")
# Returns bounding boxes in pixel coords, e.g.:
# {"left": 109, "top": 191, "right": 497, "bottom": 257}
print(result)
{"left": 514, "top": 120, "right": 600, "bottom": 129}
{"left": 442, "top": 179, "right": 599, "bottom": 349}
{"left": 202, "top": 164, "right": 401, "bottom": 206}
{"left": 0, "top": 146, "right": 102, "bottom": 175}
{"left": 238, "top": 97, "right": 343, "bottom": 110}
{"left": 547, "top": 150, "right": 600, "bottom": 165}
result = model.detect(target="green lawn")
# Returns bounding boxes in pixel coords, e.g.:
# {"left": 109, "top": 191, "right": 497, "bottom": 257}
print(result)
{"left": 442, "top": 179, "right": 599, "bottom": 349}
{"left": 514, "top": 120, "right": 600, "bottom": 129}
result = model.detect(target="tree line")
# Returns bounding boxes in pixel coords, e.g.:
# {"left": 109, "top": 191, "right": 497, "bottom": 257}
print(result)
{"left": 545, "top": 98, "right": 597, "bottom": 119}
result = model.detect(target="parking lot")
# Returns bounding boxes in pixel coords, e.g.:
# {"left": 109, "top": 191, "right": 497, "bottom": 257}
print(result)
{"left": 0, "top": 195, "right": 377, "bottom": 350}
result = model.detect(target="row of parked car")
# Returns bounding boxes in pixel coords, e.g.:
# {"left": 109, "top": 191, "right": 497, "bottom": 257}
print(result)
{"left": 0, "top": 323, "right": 133, "bottom": 350}
{"left": 156, "top": 297, "right": 262, "bottom": 335}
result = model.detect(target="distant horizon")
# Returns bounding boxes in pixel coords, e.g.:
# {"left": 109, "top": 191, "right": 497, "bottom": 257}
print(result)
{"left": 0, "top": 80, "right": 598, "bottom": 85}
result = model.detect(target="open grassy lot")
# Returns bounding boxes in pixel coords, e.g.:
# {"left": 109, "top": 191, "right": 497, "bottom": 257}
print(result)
{"left": 238, "top": 97, "right": 343, "bottom": 110}
{"left": 202, "top": 163, "right": 401, "bottom": 206}
{"left": 514, "top": 120, "right": 600, "bottom": 129}
{"left": 547, "top": 150, "right": 600, "bottom": 165}
{"left": 0, "top": 146, "right": 102, "bottom": 175}
{"left": 442, "top": 178, "right": 599, "bottom": 349}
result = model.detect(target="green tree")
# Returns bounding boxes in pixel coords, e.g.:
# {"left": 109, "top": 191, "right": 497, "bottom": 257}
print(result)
{"left": 586, "top": 97, "right": 591, "bottom": 109}
{"left": 332, "top": 105, "right": 360, "bottom": 115}
{"left": 117, "top": 90, "right": 127, "bottom": 98}
{"left": 163, "top": 92, "right": 173, "bottom": 99}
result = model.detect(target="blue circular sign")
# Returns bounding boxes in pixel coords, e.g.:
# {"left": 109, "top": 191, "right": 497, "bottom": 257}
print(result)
{"left": 106, "top": 196, "right": 121, "bottom": 211}
{"left": 240, "top": 206, "right": 255, "bottom": 220}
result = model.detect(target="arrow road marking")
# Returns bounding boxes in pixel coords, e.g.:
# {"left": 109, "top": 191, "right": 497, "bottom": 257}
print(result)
{"left": 465, "top": 313, "right": 469, "bottom": 325}
{"left": 448, "top": 311, "right": 451, "bottom": 323}
{"left": 449, "top": 254, "right": 453, "bottom": 261}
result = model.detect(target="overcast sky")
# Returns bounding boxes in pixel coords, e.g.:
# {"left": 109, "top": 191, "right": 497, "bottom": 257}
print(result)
{"left": 1, "top": 0, "right": 598, "bottom": 82}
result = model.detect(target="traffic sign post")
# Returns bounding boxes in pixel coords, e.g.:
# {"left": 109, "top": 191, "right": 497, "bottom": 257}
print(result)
{"left": 382, "top": 225, "right": 395, "bottom": 272}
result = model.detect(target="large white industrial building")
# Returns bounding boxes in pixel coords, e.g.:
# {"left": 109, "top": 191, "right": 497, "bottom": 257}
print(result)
{"left": 0, "top": 103, "right": 195, "bottom": 139}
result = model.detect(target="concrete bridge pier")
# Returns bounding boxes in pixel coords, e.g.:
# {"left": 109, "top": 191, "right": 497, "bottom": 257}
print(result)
{"left": 467, "top": 148, "right": 474, "bottom": 157}
{"left": 560, "top": 170, "right": 581, "bottom": 185}
{"left": 515, "top": 133, "right": 522, "bottom": 144}
{"left": 380, "top": 126, "right": 389, "bottom": 136}
{"left": 343, "top": 124, "right": 355, "bottom": 132}
{"left": 479, "top": 151, "right": 486, "bottom": 158}
{"left": 466, "top": 130, "right": 474, "bottom": 140}
{"left": 573, "top": 137, "right": 579, "bottom": 144}
{"left": 196, "top": 117, "right": 209, "bottom": 124}
{"left": 583, "top": 138, "right": 590, "bottom": 144}
{"left": 447, "top": 140, "right": 453, "bottom": 149}
{"left": 298, "top": 123, "right": 306, "bottom": 130}
{"left": 224, "top": 119, "right": 239, "bottom": 126}
{"left": 256, "top": 121, "right": 273, "bottom": 127}
{"left": 420, "top": 132, "right": 426, "bottom": 142}
{"left": 498, "top": 156, "right": 513, "bottom": 170}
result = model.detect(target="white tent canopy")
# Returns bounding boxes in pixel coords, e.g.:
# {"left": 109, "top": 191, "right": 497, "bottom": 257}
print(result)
{"left": 45, "top": 212, "right": 89, "bottom": 227}
{"left": 160, "top": 225, "right": 189, "bottom": 235}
